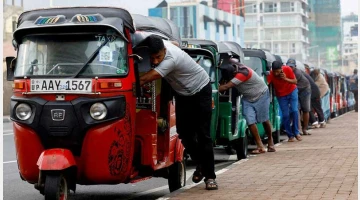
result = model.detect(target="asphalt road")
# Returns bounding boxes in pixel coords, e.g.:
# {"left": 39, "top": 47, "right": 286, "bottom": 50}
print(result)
{"left": 3, "top": 121, "right": 243, "bottom": 200}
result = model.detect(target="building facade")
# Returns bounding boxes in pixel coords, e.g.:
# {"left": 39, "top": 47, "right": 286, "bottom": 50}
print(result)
{"left": 243, "top": 0, "right": 310, "bottom": 62}
{"left": 148, "top": 1, "right": 245, "bottom": 46}
{"left": 341, "top": 14, "right": 358, "bottom": 74}
{"left": 308, "top": 0, "right": 341, "bottom": 67}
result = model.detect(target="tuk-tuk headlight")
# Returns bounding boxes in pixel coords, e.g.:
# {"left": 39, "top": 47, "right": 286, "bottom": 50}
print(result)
{"left": 90, "top": 103, "right": 107, "bottom": 120}
{"left": 15, "top": 103, "right": 32, "bottom": 120}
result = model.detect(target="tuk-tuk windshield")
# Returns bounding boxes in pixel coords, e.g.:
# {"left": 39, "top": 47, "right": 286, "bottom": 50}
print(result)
{"left": 15, "top": 33, "right": 128, "bottom": 77}
{"left": 244, "top": 57, "right": 263, "bottom": 76}
{"left": 190, "top": 55, "right": 215, "bottom": 82}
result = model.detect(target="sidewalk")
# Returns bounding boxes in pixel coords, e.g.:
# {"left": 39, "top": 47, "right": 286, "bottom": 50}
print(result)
{"left": 162, "top": 111, "right": 358, "bottom": 200}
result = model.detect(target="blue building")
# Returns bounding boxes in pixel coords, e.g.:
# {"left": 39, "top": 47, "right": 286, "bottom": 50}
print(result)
{"left": 148, "top": 1, "right": 245, "bottom": 46}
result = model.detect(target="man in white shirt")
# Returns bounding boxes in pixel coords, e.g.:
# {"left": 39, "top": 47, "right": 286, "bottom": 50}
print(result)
{"left": 140, "top": 35, "right": 217, "bottom": 190}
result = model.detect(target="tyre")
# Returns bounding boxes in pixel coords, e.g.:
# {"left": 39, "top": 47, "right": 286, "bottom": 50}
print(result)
{"left": 168, "top": 160, "right": 186, "bottom": 192}
{"left": 235, "top": 131, "right": 248, "bottom": 160}
{"left": 272, "top": 130, "right": 281, "bottom": 144}
{"left": 44, "top": 174, "right": 68, "bottom": 200}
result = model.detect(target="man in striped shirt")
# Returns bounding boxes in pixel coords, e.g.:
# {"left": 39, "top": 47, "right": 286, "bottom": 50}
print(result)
{"left": 219, "top": 59, "right": 276, "bottom": 153}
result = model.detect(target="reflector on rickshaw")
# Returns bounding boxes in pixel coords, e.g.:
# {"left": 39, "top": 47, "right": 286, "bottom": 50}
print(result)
{"left": 71, "top": 14, "right": 104, "bottom": 23}
{"left": 35, "top": 15, "right": 66, "bottom": 25}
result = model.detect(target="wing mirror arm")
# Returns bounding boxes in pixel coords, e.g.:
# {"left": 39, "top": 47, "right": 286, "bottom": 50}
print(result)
{"left": 129, "top": 54, "right": 143, "bottom": 62}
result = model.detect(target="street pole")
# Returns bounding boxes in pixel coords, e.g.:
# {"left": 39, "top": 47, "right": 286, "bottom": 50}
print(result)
{"left": 257, "top": 0, "right": 260, "bottom": 48}
{"left": 167, "top": 2, "right": 170, "bottom": 20}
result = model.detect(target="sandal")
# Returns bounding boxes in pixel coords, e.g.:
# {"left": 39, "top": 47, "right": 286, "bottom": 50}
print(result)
{"left": 288, "top": 137, "right": 295, "bottom": 142}
{"left": 205, "top": 179, "right": 218, "bottom": 190}
{"left": 192, "top": 167, "right": 204, "bottom": 183}
{"left": 295, "top": 135, "right": 302, "bottom": 141}
{"left": 251, "top": 148, "right": 266, "bottom": 154}
{"left": 267, "top": 146, "right": 276, "bottom": 152}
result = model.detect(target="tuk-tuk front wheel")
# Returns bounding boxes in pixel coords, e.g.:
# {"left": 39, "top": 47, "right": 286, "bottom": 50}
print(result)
{"left": 44, "top": 174, "right": 68, "bottom": 200}
{"left": 168, "top": 160, "right": 186, "bottom": 192}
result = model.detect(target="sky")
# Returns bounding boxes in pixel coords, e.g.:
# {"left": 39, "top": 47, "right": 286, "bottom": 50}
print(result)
{"left": 6, "top": 0, "right": 359, "bottom": 16}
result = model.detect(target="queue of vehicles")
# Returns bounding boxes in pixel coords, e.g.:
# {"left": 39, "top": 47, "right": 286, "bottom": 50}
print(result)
{"left": 5, "top": 7, "right": 355, "bottom": 200}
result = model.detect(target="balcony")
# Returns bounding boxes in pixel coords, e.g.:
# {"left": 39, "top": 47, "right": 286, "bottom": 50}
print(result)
{"left": 244, "top": 22, "right": 257, "bottom": 28}
{"left": 263, "top": 21, "right": 303, "bottom": 28}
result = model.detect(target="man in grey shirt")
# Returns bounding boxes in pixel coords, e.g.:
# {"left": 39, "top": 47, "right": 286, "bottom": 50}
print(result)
{"left": 286, "top": 59, "right": 311, "bottom": 135}
{"left": 140, "top": 35, "right": 217, "bottom": 190}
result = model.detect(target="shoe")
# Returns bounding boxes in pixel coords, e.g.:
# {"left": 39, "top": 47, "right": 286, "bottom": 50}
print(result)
{"left": 205, "top": 179, "right": 218, "bottom": 190}
{"left": 295, "top": 135, "right": 302, "bottom": 141}
{"left": 288, "top": 137, "right": 295, "bottom": 142}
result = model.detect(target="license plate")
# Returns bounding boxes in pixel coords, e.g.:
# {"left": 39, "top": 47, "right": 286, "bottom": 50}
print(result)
{"left": 30, "top": 79, "right": 92, "bottom": 93}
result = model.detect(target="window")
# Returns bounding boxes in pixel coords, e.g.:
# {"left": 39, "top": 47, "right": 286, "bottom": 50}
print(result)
{"left": 281, "top": 2, "right": 290, "bottom": 12}
{"left": 224, "top": 26, "right": 227, "bottom": 34}
{"left": 216, "top": 24, "right": 219, "bottom": 33}
{"left": 292, "top": 43, "right": 296, "bottom": 53}
{"left": 274, "top": 43, "right": 279, "bottom": 53}
{"left": 245, "top": 3, "right": 257, "bottom": 13}
{"left": 264, "top": 3, "right": 277, "bottom": 13}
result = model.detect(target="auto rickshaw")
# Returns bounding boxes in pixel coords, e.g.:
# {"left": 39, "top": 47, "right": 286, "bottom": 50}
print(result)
{"left": 180, "top": 39, "right": 249, "bottom": 159}
{"left": 242, "top": 48, "right": 281, "bottom": 144}
{"left": 316, "top": 68, "right": 332, "bottom": 121}
{"left": 6, "top": 7, "right": 186, "bottom": 200}
{"left": 336, "top": 73, "right": 348, "bottom": 115}
{"left": 345, "top": 75, "right": 355, "bottom": 111}
{"left": 325, "top": 70, "right": 339, "bottom": 118}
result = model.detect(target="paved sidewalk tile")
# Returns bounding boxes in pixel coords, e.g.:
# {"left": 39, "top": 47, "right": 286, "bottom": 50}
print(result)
{"left": 161, "top": 112, "right": 358, "bottom": 200}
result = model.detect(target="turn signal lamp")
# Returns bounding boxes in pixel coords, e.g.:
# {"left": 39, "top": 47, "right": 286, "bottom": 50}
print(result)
{"left": 13, "top": 82, "right": 24, "bottom": 89}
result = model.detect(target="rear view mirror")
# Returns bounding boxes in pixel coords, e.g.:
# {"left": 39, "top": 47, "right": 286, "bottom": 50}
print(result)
{"left": 263, "top": 71, "right": 270, "bottom": 76}
{"left": 6, "top": 57, "right": 16, "bottom": 81}
{"left": 129, "top": 54, "right": 143, "bottom": 63}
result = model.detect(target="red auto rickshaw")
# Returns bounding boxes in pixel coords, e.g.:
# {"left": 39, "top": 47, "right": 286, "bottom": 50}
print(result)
{"left": 6, "top": 7, "right": 186, "bottom": 200}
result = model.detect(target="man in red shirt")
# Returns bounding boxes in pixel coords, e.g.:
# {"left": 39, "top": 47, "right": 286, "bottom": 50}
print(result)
{"left": 268, "top": 61, "right": 302, "bottom": 142}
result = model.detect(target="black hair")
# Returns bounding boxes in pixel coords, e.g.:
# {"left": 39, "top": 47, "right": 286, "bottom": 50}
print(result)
{"left": 144, "top": 35, "right": 165, "bottom": 54}
{"left": 272, "top": 61, "right": 283, "bottom": 70}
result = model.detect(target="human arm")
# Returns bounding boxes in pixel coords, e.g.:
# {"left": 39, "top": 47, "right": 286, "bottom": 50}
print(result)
{"left": 219, "top": 81, "right": 236, "bottom": 92}
{"left": 281, "top": 67, "right": 297, "bottom": 84}
{"left": 140, "top": 69, "right": 162, "bottom": 86}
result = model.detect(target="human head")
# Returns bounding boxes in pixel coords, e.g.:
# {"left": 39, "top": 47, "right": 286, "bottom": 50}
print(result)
{"left": 354, "top": 69, "right": 358, "bottom": 74}
{"left": 272, "top": 61, "right": 283, "bottom": 77}
{"left": 286, "top": 58, "right": 296, "bottom": 68}
{"left": 145, "top": 35, "right": 166, "bottom": 67}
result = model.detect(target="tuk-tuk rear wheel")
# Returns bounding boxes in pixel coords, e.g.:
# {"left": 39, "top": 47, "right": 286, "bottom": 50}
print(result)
{"left": 44, "top": 174, "right": 68, "bottom": 200}
{"left": 235, "top": 132, "right": 248, "bottom": 160}
{"left": 168, "top": 160, "right": 186, "bottom": 192}
{"left": 272, "top": 130, "right": 281, "bottom": 144}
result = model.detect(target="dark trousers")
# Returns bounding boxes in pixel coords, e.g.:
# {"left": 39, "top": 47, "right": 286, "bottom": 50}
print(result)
{"left": 309, "top": 97, "right": 325, "bottom": 124}
{"left": 353, "top": 90, "right": 358, "bottom": 111}
{"left": 175, "top": 82, "right": 216, "bottom": 180}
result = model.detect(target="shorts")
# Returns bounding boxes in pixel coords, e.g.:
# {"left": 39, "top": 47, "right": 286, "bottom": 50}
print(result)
{"left": 241, "top": 89, "right": 270, "bottom": 125}
{"left": 298, "top": 87, "right": 311, "bottom": 112}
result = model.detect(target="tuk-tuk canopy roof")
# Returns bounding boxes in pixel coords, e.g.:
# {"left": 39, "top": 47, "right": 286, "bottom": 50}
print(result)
{"left": 132, "top": 14, "right": 181, "bottom": 45}
{"left": 14, "top": 7, "right": 135, "bottom": 43}
{"left": 217, "top": 41, "right": 243, "bottom": 57}
{"left": 274, "top": 54, "right": 282, "bottom": 63}
{"left": 242, "top": 48, "right": 266, "bottom": 60}
{"left": 181, "top": 39, "right": 219, "bottom": 52}
{"left": 242, "top": 48, "right": 276, "bottom": 63}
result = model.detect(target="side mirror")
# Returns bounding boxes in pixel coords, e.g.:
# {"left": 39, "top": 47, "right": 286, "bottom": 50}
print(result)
{"left": 6, "top": 57, "right": 16, "bottom": 81}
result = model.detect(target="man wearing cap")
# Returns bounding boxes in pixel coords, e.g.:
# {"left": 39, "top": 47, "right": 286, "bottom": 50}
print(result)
{"left": 350, "top": 69, "right": 358, "bottom": 112}
{"left": 286, "top": 58, "right": 311, "bottom": 136}
{"left": 219, "top": 59, "right": 276, "bottom": 153}
{"left": 268, "top": 61, "right": 302, "bottom": 142}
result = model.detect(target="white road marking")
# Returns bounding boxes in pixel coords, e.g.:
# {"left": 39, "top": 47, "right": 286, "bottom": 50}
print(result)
{"left": 3, "top": 133, "right": 14, "bottom": 136}
{"left": 3, "top": 160, "right": 17, "bottom": 164}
